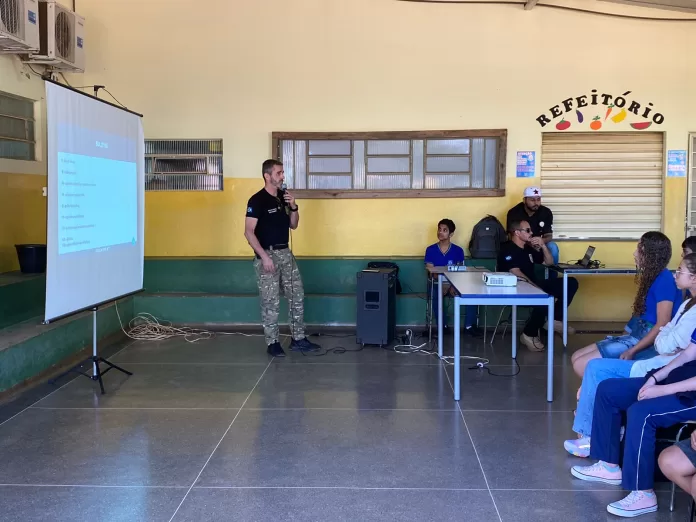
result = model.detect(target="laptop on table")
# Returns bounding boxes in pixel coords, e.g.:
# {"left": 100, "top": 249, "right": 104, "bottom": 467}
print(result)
{"left": 552, "top": 246, "right": 596, "bottom": 270}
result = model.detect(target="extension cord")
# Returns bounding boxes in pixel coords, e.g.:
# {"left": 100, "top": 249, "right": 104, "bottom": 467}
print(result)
{"left": 114, "top": 302, "right": 290, "bottom": 343}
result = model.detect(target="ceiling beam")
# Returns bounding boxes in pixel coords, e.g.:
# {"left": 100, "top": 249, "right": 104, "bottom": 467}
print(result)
{"left": 524, "top": 0, "right": 540, "bottom": 9}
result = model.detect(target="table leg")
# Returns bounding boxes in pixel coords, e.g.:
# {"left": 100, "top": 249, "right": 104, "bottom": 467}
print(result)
{"left": 547, "top": 298, "right": 555, "bottom": 402}
{"left": 563, "top": 272, "right": 568, "bottom": 347}
{"left": 428, "top": 275, "right": 433, "bottom": 346}
{"left": 454, "top": 296, "right": 461, "bottom": 401}
{"left": 438, "top": 274, "right": 443, "bottom": 358}
{"left": 512, "top": 305, "right": 517, "bottom": 359}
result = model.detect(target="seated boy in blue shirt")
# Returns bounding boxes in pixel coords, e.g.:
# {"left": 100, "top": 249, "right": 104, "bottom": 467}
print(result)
{"left": 425, "top": 219, "right": 483, "bottom": 337}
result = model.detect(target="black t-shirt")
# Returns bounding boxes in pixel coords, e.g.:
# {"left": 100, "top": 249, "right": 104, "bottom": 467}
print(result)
{"left": 245, "top": 188, "right": 290, "bottom": 249}
{"left": 497, "top": 241, "right": 543, "bottom": 284}
{"left": 506, "top": 202, "right": 553, "bottom": 238}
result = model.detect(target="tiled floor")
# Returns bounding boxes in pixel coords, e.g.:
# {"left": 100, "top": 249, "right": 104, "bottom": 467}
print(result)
{"left": 0, "top": 331, "right": 692, "bottom": 521}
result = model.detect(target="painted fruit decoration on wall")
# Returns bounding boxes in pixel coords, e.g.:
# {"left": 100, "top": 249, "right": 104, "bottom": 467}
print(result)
{"left": 556, "top": 119, "right": 571, "bottom": 131}
{"left": 536, "top": 90, "right": 665, "bottom": 132}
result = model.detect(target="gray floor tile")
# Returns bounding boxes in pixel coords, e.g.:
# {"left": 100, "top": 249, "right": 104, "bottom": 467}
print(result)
{"left": 245, "top": 363, "right": 455, "bottom": 410}
{"left": 278, "top": 338, "right": 442, "bottom": 365}
{"left": 448, "top": 363, "right": 581, "bottom": 411}
{"left": 494, "top": 489, "right": 690, "bottom": 522}
{"left": 112, "top": 336, "right": 274, "bottom": 364}
{"left": 0, "top": 408, "right": 236, "bottom": 486}
{"left": 0, "top": 485, "right": 185, "bottom": 522}
{"left": 196, "top": 409, "right": 487, "bottom": 489}
{"left": 35, "top": 363, "right": 269, "bottom": 409}
{"left": 175, "top": 488, "right": 500, "bottom": 522}
{"left": 464, "top": 411, "right": 616, "bottom": 490}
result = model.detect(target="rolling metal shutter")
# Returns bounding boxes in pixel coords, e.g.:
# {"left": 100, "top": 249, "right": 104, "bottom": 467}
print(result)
{"left": 540, "top": 132, "right": 664, "bottom": 240}
{"left": 687, "top": 133, "right": 696, "bottom": 236}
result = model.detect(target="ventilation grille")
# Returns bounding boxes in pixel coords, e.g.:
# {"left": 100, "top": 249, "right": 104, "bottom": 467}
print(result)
{"left": 0, "top": 0, "right": 21, "bottom": 37}
{"left": 145, "top": 139, "right": 223, "bottom": 192}
{"left": 54, "top": 7, "right": 73, "bottom": 61}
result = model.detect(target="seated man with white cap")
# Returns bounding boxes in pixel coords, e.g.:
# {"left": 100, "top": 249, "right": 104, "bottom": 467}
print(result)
{"left": 506, "top": 186, "right": 559, "bottom": 264}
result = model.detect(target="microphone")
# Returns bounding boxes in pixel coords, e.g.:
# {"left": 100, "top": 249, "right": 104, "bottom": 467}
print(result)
{"left": 279, "top": 183, "right": 288, "bottom": 207}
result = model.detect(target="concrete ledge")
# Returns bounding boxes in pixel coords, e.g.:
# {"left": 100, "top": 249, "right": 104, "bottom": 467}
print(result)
{"left": 0, "top": 299, "right": 135, "bottom": 396}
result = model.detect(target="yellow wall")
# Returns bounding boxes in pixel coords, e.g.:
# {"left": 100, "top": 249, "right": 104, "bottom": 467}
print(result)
{"left": 2, "top": 0, "right": 695, "bottom": 320}
{"left": 0, "top": 173, "right": 47, "bottom": 272}
{"left": 0, "top": 56, "right": 47, "bottom": 272}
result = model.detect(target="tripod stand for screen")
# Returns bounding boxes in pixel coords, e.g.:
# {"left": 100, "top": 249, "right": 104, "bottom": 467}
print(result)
{"left": 49, "top": 306, "right": 132, "bottom": 394}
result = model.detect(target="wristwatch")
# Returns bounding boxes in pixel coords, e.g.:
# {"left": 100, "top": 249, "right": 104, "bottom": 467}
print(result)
{"left": 289, "top": 205, "right": 299, "bottom": 212}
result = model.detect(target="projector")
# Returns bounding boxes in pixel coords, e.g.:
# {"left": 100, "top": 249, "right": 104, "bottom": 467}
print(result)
{"left": 482, "top": 272, "right": 517, "bottom": 287}
{"left": 447, "top": 265, "right": 467, "bottom": 272}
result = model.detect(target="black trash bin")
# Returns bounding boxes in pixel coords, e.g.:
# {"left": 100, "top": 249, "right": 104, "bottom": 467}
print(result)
{"left": 15, "top": 244, "right": 47, "bottom": 274}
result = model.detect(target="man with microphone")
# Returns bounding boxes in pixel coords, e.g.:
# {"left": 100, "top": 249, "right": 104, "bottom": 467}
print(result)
{"left": 244, "top": 159, "right": 320, "bottom": 357}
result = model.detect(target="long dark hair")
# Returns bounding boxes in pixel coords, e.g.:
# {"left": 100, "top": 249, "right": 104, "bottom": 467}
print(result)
{"left": 632, "top": 231, "right": 672, "bottom": 317}
{"left": 681, "top": 253, "right": 696, "bottom": 315}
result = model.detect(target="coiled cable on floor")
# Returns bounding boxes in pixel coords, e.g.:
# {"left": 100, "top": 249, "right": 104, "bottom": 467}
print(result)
{"left": 114, "top": 302, "right": 290, "bottom": 343}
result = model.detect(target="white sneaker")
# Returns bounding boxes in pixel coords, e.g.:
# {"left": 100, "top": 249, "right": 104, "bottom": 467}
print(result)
{"left": 571, "top": 461, "right": 622, "bottom": 485}
{"left": 607, "top": 490, "right": 657, "bottom": 517}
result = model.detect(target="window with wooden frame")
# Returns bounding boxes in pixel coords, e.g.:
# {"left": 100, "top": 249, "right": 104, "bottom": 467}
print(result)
{"left": 0, "top": 91, "right": 36, "bottom": 161}
{"left": 272, "top": 130, "right": 506, "bottom": 198}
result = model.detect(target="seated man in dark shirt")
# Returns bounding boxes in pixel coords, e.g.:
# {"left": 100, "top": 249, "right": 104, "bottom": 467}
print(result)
{"left": 506, "top": 186, "right": 559, "bottom": 264}
{"left": 497, "top": 220, "right": 579, "bottom": 352}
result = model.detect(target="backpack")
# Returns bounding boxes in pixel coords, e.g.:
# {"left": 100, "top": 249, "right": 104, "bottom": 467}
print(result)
{"left": 469, "top": 215, "right": 507, "bottom": 259}
{"left": 366, "top": 261, "right": 403, "bottom": 294}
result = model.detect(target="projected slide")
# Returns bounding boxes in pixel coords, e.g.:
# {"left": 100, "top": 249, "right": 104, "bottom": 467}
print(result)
{"left": 45, "top": 81, "right": 144, "bottom": 323}
{"left": 59, "top": 150, "right": 137, "bottom": 254}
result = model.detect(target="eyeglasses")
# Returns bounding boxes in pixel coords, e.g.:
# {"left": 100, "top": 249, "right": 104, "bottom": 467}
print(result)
{"left": 516, "top": 228, "right": 532, "bottom": 233}
{"left": 675, "top": 270, "right": 693, "bottom": 276}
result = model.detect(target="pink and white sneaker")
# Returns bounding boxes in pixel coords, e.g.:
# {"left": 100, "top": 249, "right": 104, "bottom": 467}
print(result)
{"left": 607, "top": 490, "right": 657, "bottom": 517}
{"left": 564, "top": 436, "right": 591, "bottom": 458}
{"left": 570, "top": 461, "right": 622, "bottom": 485}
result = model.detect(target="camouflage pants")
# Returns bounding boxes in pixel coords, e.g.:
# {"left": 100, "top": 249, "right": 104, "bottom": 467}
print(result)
{"left": 254, "top": 248, "right": 306, "bottom": 345}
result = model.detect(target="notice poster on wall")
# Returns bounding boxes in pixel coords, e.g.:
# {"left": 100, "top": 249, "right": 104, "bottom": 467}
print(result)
{"left": 667, "top": 150, "right": 687, "bottom": 177}
{"left": 516, "top": 151, "right": 535, "bottom": 177}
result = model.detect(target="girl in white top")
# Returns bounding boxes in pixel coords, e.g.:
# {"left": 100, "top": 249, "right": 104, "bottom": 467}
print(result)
{"left": 565, "top": 253, "right": 696, "bottom": 458}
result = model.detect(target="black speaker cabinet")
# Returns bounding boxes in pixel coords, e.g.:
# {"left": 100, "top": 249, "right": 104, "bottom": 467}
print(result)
{"left": 356, "top": 268, "right": 396, "bottom": 346}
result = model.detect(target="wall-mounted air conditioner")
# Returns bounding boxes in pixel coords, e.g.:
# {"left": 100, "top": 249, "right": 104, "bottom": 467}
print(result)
{"left": 25, "top": 0, "right": 84, "bottom": 72}
{"left": 0, "top": 0, "right": 40, "bottom": 53}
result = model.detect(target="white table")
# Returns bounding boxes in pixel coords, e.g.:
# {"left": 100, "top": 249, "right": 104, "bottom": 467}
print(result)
{"left": 546, "top": 266, "right": 637, "bottom": 347}
{"left": 426, "top": 266, "right": 488, "bottom": 349}
{"left": 442, "top": 272, "right": 556, "bottom": 402}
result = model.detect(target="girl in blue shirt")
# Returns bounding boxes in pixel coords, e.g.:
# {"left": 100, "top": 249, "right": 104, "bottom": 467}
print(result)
{"left": 571, "top": 232, "right": 681, "bottom": 378}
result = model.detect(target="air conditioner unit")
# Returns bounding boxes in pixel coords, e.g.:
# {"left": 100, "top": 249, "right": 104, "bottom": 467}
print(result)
{"left": 25, "top": 0, "right": 84, "bottom": 72}
{"left": 0, "top": 0, "right": 40, "bottom": 53}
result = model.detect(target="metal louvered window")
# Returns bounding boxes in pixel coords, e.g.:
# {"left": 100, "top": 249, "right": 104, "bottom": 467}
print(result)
{"left": 0, "top": 91, "right": 35, "bottom": 161}
{"left": 272, "top": 130, "right": 507, "bottom": 198}
{"left": 540, "top": 132, "right": 664, "bottom": 240}
{"left": 145, "top": 139, "right": 223, "bottom": 191}
{"left": 687, "top": 133, "right": 696, "bottom": 237}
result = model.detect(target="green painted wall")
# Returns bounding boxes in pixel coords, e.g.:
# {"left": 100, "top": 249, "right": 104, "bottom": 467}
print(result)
{"left": 0, "top": 299, "right": 133, "bottom": 394}
{"left": 0, "top": 273, "right": 45, "bottom": 330}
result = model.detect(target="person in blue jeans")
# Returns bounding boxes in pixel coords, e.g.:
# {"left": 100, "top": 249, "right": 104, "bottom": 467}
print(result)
{"left": 571, "top": 231, "right": 681, "bottom": 377}
{"left": 570, "top": 340, "right": 696, "bottom": 517}
{"left": 425, "top": 219, "right": 483, "bottom": 337}
{"left": 565, "top": 253, "right": 696, "bottom": 458}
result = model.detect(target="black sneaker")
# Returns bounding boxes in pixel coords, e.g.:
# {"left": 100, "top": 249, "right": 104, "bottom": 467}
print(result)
{"left": 267, "top": 341, "right": 286, "bottom": 357}
{"left": 463, "top": 326, "right": 484, "bottom": 338}
{"left": 290, "top": 337, "right": 321, "bottom": 352}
